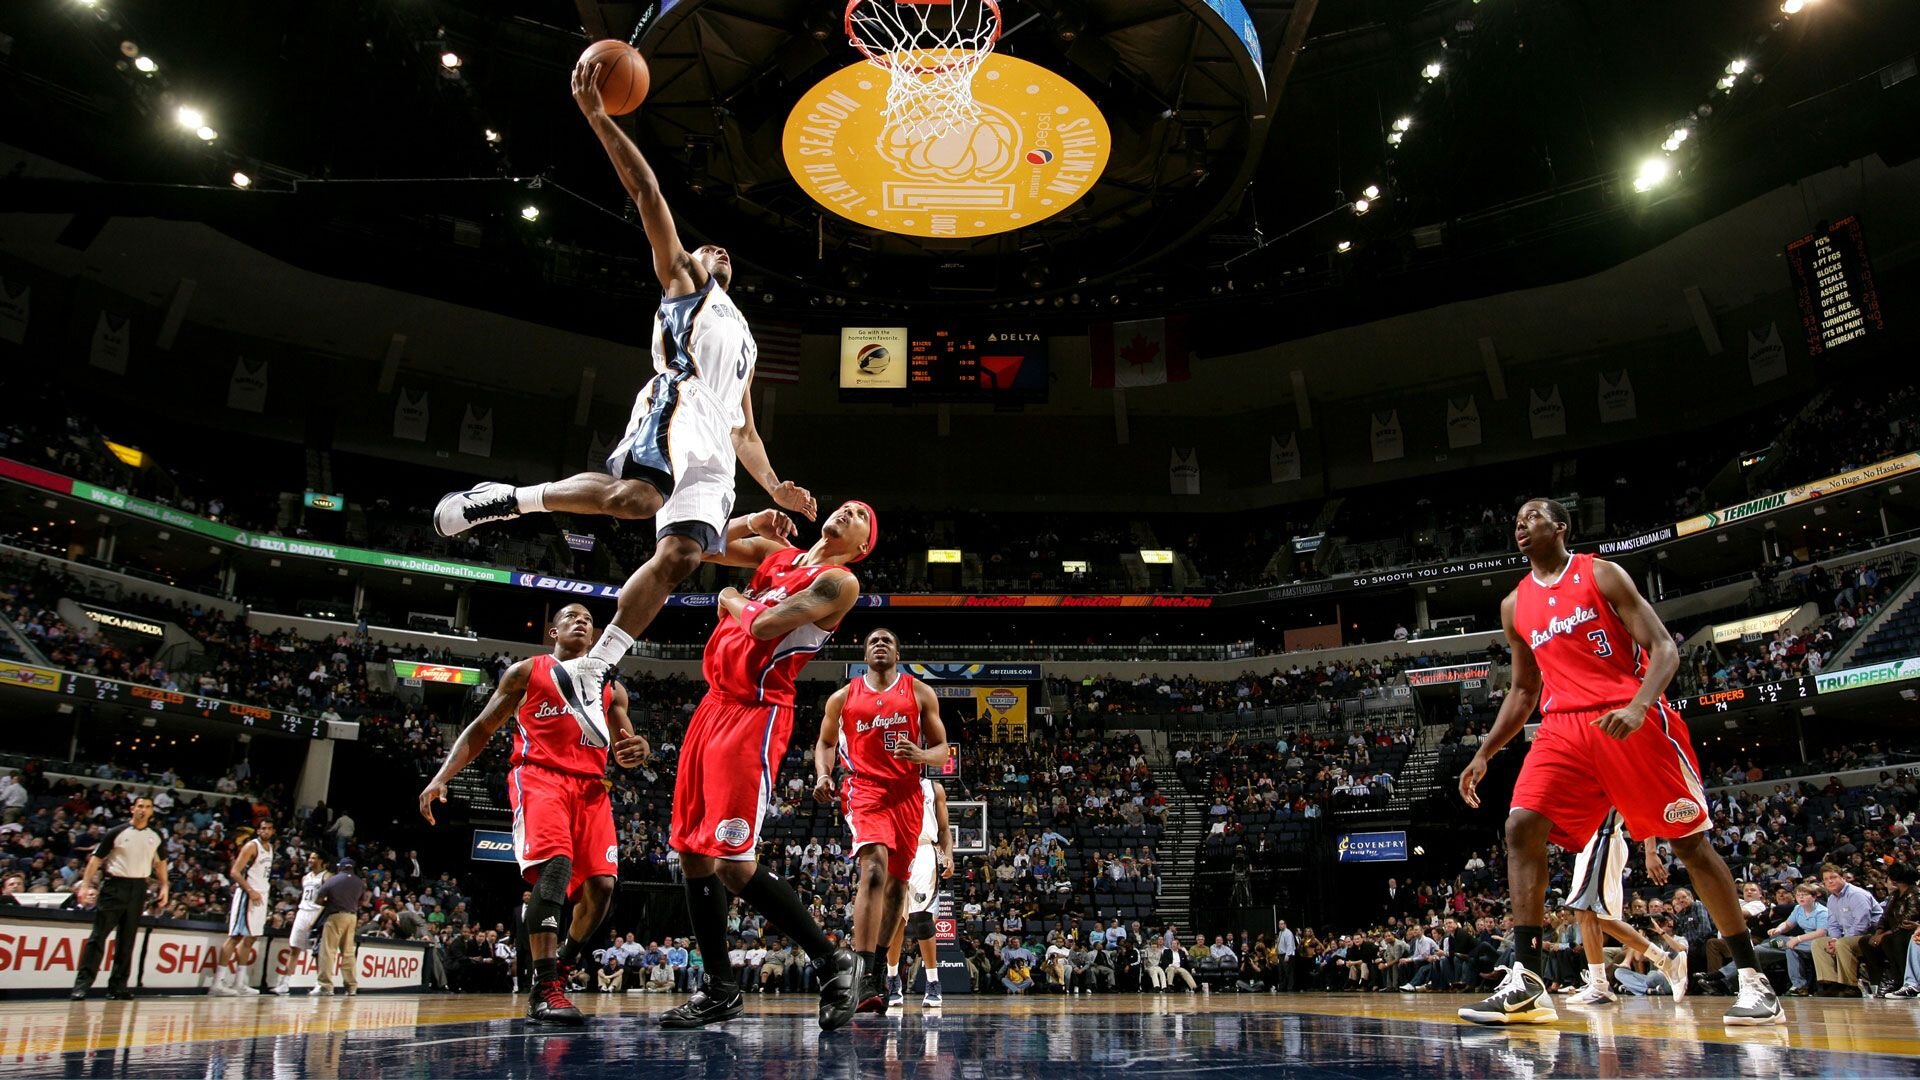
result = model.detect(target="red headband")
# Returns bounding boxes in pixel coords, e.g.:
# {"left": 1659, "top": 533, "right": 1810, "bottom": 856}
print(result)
{"left": 844, "top": 500, "right": 877, "bottom": 562}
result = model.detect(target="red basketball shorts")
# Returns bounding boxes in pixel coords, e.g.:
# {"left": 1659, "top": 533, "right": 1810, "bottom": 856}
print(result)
{"left": 843, "top": 778, "right": 928, "bottom": 881}
{"left": 1509, "top": 700, "right": 1712, "bottom": 851}
{"left": 508, "top": 763, "right": 618, "bottom": 896}
{"left": 670, "top": 696, "right": 791, "bottom": 861}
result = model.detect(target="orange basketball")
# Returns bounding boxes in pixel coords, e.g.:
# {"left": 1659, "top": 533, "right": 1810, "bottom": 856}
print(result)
{"left": 579, "top": 39, "right": 649, "bottom": 116}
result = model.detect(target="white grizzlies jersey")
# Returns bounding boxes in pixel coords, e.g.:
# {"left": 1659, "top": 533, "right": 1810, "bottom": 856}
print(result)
{"left": 298, "top": 869, "right": 326, "bottom": 912}
{"left": 244, "top": 838, "right": 272, "bottom": 895}
{"left": 917, "top": 779, "right": 939, "bottom": 847}
{"left": 650, "top": 275, "right": 754, "bottom": 433}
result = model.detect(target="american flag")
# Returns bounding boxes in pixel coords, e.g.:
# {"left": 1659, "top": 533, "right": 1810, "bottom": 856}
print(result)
{"left": 755, "top": 321, "right": 803, "bottom": 384}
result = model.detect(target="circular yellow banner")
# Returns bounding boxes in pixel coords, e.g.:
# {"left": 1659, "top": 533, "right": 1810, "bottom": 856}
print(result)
{"left": 782, "top": 53, "right": 1112, "bottom": 239}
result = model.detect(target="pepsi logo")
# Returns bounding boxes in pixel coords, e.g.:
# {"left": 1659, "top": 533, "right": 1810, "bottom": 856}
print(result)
{"left": 1026, "top": 148, "right": 1054, "bottom": 165}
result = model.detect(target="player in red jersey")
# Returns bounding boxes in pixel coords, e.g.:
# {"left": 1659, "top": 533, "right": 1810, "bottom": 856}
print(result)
{"left": 1457, "top": 499, "right": 1783, "bottom": 1027}
{"left": 658, "top": 501, "right": 875, "bottom": 1032}
{"left": 813, "top": 627, "right": 950, "bottom": 1013}
{"left": 417, "top": 604, "right": 649, "bottom": 1025}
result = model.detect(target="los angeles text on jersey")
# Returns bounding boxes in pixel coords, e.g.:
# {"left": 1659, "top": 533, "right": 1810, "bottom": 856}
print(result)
{"left": 1528, "top": 605, "right": 1599, "bottom": 649}
{"left": 855, "top": 712, "right": 913, "bottom": 735}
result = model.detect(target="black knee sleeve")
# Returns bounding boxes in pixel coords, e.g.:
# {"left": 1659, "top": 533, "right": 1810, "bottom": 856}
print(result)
{"left": 527, "top": 857, "right": 572, "bottom": 936}
{"left": 905, "top": 911, "right": 936, "bottom": 942}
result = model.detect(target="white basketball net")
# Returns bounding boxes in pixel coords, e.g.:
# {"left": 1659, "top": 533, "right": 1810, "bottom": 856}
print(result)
{"left": 847, "top": 0, "right": 1001, "bottom": 141}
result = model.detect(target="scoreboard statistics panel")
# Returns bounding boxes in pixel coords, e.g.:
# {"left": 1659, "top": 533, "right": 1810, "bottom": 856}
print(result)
{"left": 906, "top": 326, "right": 1050, "bottom": 402}
{"left": 1785, "top": 215, "right": 1885, "bottom": 355}
{"left": 1667, "top": 675, "right": 1816, "bottom": 716}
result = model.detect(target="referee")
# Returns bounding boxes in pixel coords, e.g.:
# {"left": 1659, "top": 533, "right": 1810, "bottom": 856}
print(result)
{"left": 71, "top": 795, "right": 169, "bottom": 1000}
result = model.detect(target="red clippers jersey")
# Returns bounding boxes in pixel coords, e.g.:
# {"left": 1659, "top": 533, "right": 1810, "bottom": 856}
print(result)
{"left": 838, "top": 672, "right": 924, "bottom": 790}
{"left": 1512, "top": 553, "right": 1651, "bottom": 715}
{"left": 511, "top": 654, "right": 613, "bottom": 778}
{"left": 703, "top": 546, "right": 844, "bottom": 707}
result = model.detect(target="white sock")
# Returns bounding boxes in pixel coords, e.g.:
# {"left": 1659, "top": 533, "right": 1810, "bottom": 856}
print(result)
{"left": 586, "top": 625, "right": 635, "bottom": 667}
{"left": 1645, "top": 944, "right": 1669, "bottom": 963}
{"left": 1588, "top": 962, "right": 1608, "bottom": 984}
{"left": 515, "top": 484, "right": 548, "bottom": 514}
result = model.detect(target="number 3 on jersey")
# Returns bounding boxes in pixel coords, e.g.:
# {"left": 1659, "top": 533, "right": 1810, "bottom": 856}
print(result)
{"left": 1587, "top": 628, "right": 1612, "bottom": 658}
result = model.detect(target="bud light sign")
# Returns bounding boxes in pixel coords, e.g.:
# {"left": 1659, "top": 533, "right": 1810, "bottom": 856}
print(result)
{"left": 1336, "top": 831, "right": 1408, "bottom": 863}
{"left": 471, "top": 830, "right": 517, "bottom": 864}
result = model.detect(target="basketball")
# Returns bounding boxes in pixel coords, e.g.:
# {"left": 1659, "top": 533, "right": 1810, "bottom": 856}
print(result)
{"left": 580, "top": 39, "right": 649, "bottom": 116}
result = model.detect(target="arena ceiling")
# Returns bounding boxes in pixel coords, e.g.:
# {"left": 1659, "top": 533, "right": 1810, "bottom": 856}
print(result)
{"left": 1, "top": 0, "right": 1917, "bottom": 356}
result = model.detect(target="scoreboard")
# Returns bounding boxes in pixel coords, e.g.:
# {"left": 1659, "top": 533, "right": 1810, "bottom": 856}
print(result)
{"left": 61, "top": 675, "right": 332, "bottom": 738}
{"left": 1666, "top": 675, "right": 1815, "bottom": 716}
{"left": 843, "top": 324, "right": 1049, "bottom": 402}
{"left": 1786, "top": 215, "right": 1885, "bottom": 355}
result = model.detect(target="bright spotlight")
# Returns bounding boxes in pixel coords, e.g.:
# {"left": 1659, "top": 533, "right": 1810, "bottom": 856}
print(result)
{"left": 133, "top": 55, "right": 158, "bottom": 73}
{"left": 195, "top": 126, "right": 218, "bottom": 141}
{"left": 484, "top": 128, "right": 501, "bottom": 144}
{"left": 1392, "top": 116, "right": 1413, "bottom": 132}
{"left": 1661, "top": 127, "right": 1691, "bottom": 153}
{"left": 1716, "top": 75, "right": 1735, "bottom": 91}
{"left": 1387, "top": 132, "right": 1404, "bottom": 146}
{"left": 1336, "top": 240, "right": 1352, "bottom": 253}
{"left": 74, "top": 0, "right": 99, "bottom": 6}
{"left": 440, "top": 51, "right": 462, "bottom": 69}
{"left": 1352, "top": 198, "right": 1371, "bottom": 215}
{"left": 520, "top": 205, "right": 540, "bottom": 221}
{"left": 1782, "top": 0, "right": 1805, "bottom": 11}
{"left": 1727, "top": 59, "right": 1748, "bottom": 75}
{"left": 1363, "top": 184, "right": 1381, "bottom": 200}
{"left": 1421, "top": 61, "right": 1442, "bottom": 80}
{"left": 175, "top": 105, "right": 205, "bottom": 129}
{"left": 1632, "top": 157, "right": 1670, "bottom": 193}
{"left": 231, "top": 172, "right": 252, "bottom": 189}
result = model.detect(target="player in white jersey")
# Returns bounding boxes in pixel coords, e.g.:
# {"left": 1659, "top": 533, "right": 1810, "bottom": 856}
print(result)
{"left": 273, "top": 852, "right": 329, "bottom": 995}
{"left": 212, "top": 818, "right": 274, "bottom": 996}
{"left": 430, "top": 54, "right": 817, "bottom": 746}
{"left": 884, "top": 779, "right": 952, "bottom": 1008}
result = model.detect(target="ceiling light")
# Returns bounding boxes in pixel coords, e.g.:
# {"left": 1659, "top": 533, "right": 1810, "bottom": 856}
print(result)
{"left": 484, "top": 128, "right": 501, "bottom": 144}
{"left": 1716, "top": 75, "right": 1735, "bottom": 91}
{"left": 175, "top": 105, "right": 205, "bottom": 130}
{"left": 1727, "top": 59, "right": 1748, "bottom": 75}
{"left": 1421, "top": 61, "right": 1442, "bottom": 80}
{"left": 520, "top": 205, "right": 540, "bottom": 221}
{"left": 1632, "top": 156, "right": 1670, "bottom": 193}
{"left": 133, "top": 55, "right": 158, "bottom": 73}
{"left": 1352, "top": 198, "right": 1371, "bottom": 215}
{"left": 1363, "top": 184, "right": 1381, "bottom": 200}
{"left": 1387, "top": 132, "right": 1404, "bottom": 146}
{"left": 1392, "top": 116, "right": 1413, "bottom": 132}
{"left": 1336, "top": 241, "right": 1352, "bottom": 253}
{"left": 441, "top": 51, "right": 462, "bottom": 69}
{"left": 1781, "top": 0, "right": 1806, "bottom": 11}
{"left": 231, "top": 172, "right": 251, "bottom": 188}
{"left": 195, "top": 126, "right": 218, "bottom": 141}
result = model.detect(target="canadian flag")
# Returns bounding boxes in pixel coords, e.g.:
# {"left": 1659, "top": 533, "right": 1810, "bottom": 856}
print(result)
{"left": 1090, "top": 317, "right": 1191, "bottom": 388}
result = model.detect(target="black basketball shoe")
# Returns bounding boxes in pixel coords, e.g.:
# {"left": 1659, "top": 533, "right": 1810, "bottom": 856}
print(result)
{"left": 529, "top": 979, "right": 586, "bottom": 1026}
{"left": 818, "top": 949, "right": 861, "bottom": 1032}
{"left": 659, "top": 977, "right": 744, "bottom": 1030}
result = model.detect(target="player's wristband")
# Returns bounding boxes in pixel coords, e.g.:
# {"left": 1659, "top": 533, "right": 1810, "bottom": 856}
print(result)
{"left": 737, "top": 599, "right": 769, "bottom": 629}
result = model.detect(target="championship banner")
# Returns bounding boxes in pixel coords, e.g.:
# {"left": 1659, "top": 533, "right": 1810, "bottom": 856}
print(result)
{"left": 1597, "top": 370, "right": 1636, "bottom": 423}
{"left": 226, "top": 357, "right": 269, "bottom": 413}
{"left": 471, "top": 830, "right": 517, "bottom": 863}
{"left": 1747, "top": 322, "right": 1788, "bottom": 386}
{"left": 1528, "top": 385, "right": 1565, "bottom": 439}
{"left": 1815, "top": 656, "right": 1920, "bottom": 695}
{"left": 392, "top": 660, "right": 483, "bottom": 685}
{"left": 458, "top": 404, "right": 494, "bottom": 458}
{"left": 1336, "top": 832, "right": 1408, "bottom": 863}
{"left": 1169, "top": 448, "right": 1200, "bottom": 495}
{"left": 1445, "top": 395, "right": 1482, "bottom": 449}
{"left": 393, "top": 389, "right": 430, "bottom": 441}
{"left": 0, "top": 662, "right": 63, "bottom": 692}
{"left": 1405, "top": 662, "right": 1493, "bottom": 687}
{"left": 1369, "top": 410, "right": 1404, "bottom": 462}
{"left": 89, "top": 311, "right": 130, "bottom": 374}
{"left": 1269, "top": 433, "right": 1301, "bottom": 484}
{"left": 0, "top": 277, "right": 29, "bottom": 345}
{"left": 1676, "top": 453, "right": 1920, "bottom": 536}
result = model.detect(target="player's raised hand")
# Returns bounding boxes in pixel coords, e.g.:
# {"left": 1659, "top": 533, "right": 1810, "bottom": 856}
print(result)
{"left": 417, "top": 779, "right": 448, "bottom": 825}
{"left": 749, "top": 508, "right": 798, "bottom": 543}
{"left": 770, "top": 480, "right": 817, "bottom": 521}
{"left": 613, "top": 733, "right": 651, "bottom": 768}
{"left": 571, "top": 60, "right": 605, "bottom": 117}
{"left": 892, "top": 742, "right": 938, "bottom": 766}
{"left": 1590, "top": 706, "right": 1645, "bottom": 741}
{"left": 1645, "top": 850, "right": 1669, "bottom": 886}
{"left": 813, "top": 773, "right": 837, "bottom": 804}
{"left": 1457, "top": 755, "right": 1488, "bottom": 809}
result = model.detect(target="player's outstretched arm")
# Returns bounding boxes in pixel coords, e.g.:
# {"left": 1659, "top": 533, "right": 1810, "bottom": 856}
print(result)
{"left": 418, "top": 659, "right": 532, "bottom": 824}
{"left": 571, "top": 60, "right": 699, "bottom": 296}
{"left": 724, "top": 567, "right": 860, "bottom": 640}
{"left": 1458, "top": 593, "right": 1540, "bottom": 808}
{"left": 813, "top": 687, "right": 848, "bottom": 803}
{"left": 733, "top": 386, "right": 817, "bottom": 521}
{"left": 705, "top": 509, "right": 800, "bottom": 569}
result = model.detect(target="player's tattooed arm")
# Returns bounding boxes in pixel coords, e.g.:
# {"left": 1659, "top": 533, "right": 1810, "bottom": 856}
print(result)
{"left": 740, "top": 568, "right": 860, "bottom": 640}
{"left": 419, "top": 659, "right": 532, "bottom": 824}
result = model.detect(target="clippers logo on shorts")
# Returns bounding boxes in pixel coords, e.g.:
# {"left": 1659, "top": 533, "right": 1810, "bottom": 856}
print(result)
{"left": 606, "top": 844, "right": 619, "bottom": 864}
{"left": 1662, "top": 798, "right": 1702, "bottom": 824}
{"left": 715, "top": 818, "right": 753, "bottom": 848}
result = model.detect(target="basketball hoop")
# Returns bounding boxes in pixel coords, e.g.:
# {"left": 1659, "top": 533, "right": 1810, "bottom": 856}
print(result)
{"left": 846, "top": 0, "right": 1001, "bottom": 140}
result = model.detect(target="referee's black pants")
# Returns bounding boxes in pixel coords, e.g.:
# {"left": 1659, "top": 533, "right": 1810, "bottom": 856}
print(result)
{"left": 75, "top": 878, "right": 146, "bottom": 992}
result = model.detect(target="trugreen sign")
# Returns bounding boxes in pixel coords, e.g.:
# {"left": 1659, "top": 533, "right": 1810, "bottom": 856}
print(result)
{"left": 1815, "top": 656, "right": 1920, "bottom": 694}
